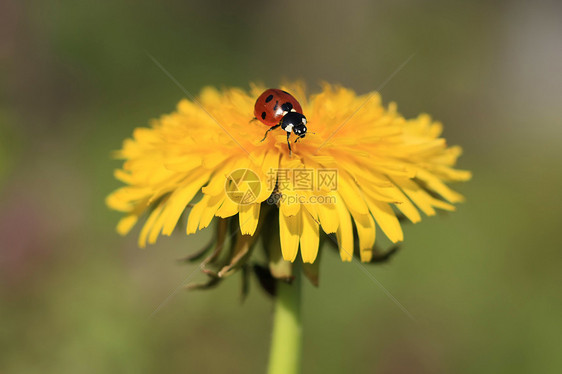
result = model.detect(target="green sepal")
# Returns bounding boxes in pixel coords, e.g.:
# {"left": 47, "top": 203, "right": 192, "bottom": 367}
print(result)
{"left": 178, "top": 218, "right": 228, "bottom": 264}
{"left": 302, "top": 250, "right": 320, "bottom": 287}
{"left": 370, "top": 245, "right": 400, "bottom": 263}
{"left": 253, "top": 264, "right": 276, "bottom": 297}
{"left": 240, "top": 264, "right": 250, "bottom": 302}
{"left": 186, "top": 276, "right": 222, "bottom": 290}
{"left": 218, "top": 226, "right": 259, "bottom": 278}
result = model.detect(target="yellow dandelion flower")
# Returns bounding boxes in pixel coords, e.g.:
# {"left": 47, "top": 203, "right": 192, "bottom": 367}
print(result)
{"left": 107, "top": 82, "right": 470, "bottom": 269}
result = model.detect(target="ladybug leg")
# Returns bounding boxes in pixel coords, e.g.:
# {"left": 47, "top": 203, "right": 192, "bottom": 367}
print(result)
{"left": 260, "top": 124, "right": 281, "bottom": 142}
{"left": 286, "top": 132, "right": 292, "bottom": 156}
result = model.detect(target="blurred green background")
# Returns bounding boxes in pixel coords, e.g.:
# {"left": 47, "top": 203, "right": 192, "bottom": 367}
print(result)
{"left": 1, "top": 1, "right": 561, "bottom": 373}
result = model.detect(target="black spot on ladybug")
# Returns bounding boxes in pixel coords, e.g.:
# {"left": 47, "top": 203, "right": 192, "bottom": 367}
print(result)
{"left": 273, "top": 100, "right": 279, "bottom": 111}
{"left": 265, "top": 94, "right": 274, "bottom": 103}
{"left": 281, "top": 102, "right": 293, "bottom": 112}
{"left": 261, "top": 111, "right": 266, "bottom": 120}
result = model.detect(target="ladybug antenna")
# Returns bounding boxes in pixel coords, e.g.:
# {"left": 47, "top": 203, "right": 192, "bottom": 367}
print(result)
{"left": 295, "top": 132, "right": 315, "bottom": 142}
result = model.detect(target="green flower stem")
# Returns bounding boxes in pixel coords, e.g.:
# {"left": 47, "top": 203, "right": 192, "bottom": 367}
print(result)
{"left": 267, "top": 262, "right": 302, "bottom": 374}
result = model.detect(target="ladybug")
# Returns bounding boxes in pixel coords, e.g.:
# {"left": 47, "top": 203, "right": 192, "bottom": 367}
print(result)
{"left": 253, "top": 89, "right": 308, "bottom": 155}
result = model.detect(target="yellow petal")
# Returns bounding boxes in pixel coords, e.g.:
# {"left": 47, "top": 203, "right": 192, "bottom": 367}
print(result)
{"left": 365, "top": 196, "right": 403, "bottom": 243}
{"left": 161, "top": 171, "right": 211, "bottom": 235}
{"left": 353, "top": 213, "right": 376, "bottom": 262}
{"left": 279, "top": 208, "right": 301, "bottom": 262}
{"left": 201, "top": 161, "right": 236, "bottom": 196}
{"left": 164, "top": 155, "right": 202, "bottom": 172}
{"left": 392, "top": 177, "right": 436, "bottom": 216}
{"left": 203, "top": 152, "right": 230, "bottom": 169}
{"left": 338, "top": 172, "right": 369, "bottom": 216}
{"left": 186, "top": 196, "right": 209, "bottom": 235}
{"left": 387, "top": 184, "right": 421, "bottom": 223}
{"left": 138, "top": 203, "right": 164, "bottom": 248}
{"left": 116, "top": 215, "right": 138, "bottom": 235}
{"left": 300, "top": 209, "right": 320, "bottom": 263}
{"left": 113, "top": 169, "right": 134, "bottom": 184}
{"left": 301, "top": 192, "right": 319, "bottom": 223}
{"left": 239, "top": 203, "right": 260, "bottom": 235}
{"left": 335, "top": 195, "right": 354, "bottom": 261}
{"left": 106, "top": 187, "right": 151, "bottom": 212}
{"left": 215, "top": 196, "right": 239, "bottom": 218}
{"left": 317, "top": 196, "right": 339, "bottom": 234}
{"left": 256, "top": 150, "right": 280, "bottom": 201}
{"left": 416, "top": 169, "right": 465, "bottom": 203}
{"left": 199, "top": 194, "right": 225, "bottom": 230}
{"left": 148, "top": 207, "right": 169, "bottom": 245}
{"left": 280, "top": 192, "right": 300, "bottom": 217}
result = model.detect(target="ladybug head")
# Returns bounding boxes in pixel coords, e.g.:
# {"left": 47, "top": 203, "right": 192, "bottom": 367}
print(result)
{"left": 282, "top": 112, "right": 308, "bottom": 137}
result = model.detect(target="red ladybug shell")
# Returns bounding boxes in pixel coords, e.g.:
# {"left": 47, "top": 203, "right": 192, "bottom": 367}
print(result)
{"left": 253, "top": 89, "right": 304, "bottom": 127}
